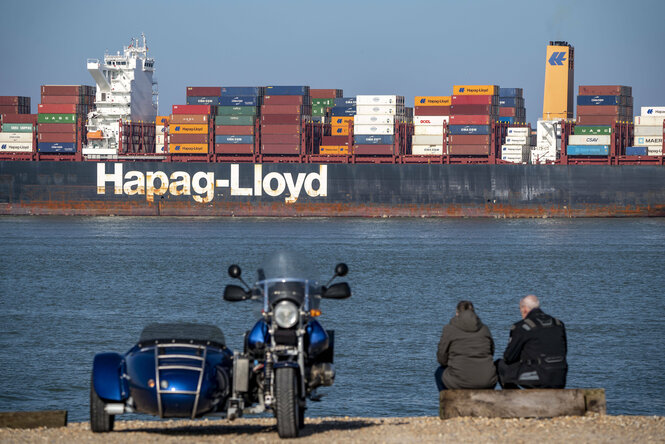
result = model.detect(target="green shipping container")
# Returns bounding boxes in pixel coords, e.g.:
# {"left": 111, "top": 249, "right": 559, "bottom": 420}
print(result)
{"left": 38, "top": 113, "right": 77, "bottom": 124}
{"left": 573, "top": 125, "right": 612, "bottom": 135}
{"left": 311, "top": 98, "right": 335, "bottom": 107}
{"left": 214, "top": 115, "right": 255, "bottom": 126}
{"left": 2, "top": 123, "right": 34, "bottom": 132}
{"left": 217, "top": 106, "right": 257, "bottom": 116}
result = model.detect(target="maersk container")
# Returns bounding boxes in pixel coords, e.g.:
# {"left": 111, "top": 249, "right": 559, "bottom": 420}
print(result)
{"left": 220, "top": 87, "right": 263, "bottom": 96}
{"left": 217, "top": 106, "right": 257, "bottom": 116}
{"left": 566, "top": 145, "right": 610, "bottom": 155}
{"left": 220, "top": 96, "right": 259, "bottom": 107}
{"left": 214, "top": 135, "right": 254, "bottom": 144}
{"left": 0, "top": 132, "right": 33, "bottom": 143}
{"left": 1, "top": 123, "right": 33, "bottom": 132}
{"left": 499, "top": 88, "right": 523, "bottom": 97}
{"left": 568, "top": 135, "right": 611, "bottom": 145}
{"left": 414, "top": 125, "right": 444, "bottom": 135}
{"left": 634, "top": 136, "right": 664, "bottom": 146}
{"left": 573, "top": 126, "right": 612, "bottom": 135}
{"left": 265, "top": 86, "right": 309, "bottom": 96}
{"left": 354, "top": 124, "right": 394, "bottom": 135}
{"left": 335, "top": 97, "right": 356, "bottom": 106}
{"left": 641, "top": 106, "right": 665, "bottom": 116}
{"left": 413, "top": 116, "right": 448, "bottom": 126}
{"left": 37, "top": 142, "right": 76, "bottom": 153}
{"left": 633, "top": 125, "right": 662, "bottom": 136}
{"left": 356, "top": 95, "right": 404, "bottom": 106}
{"left": 0, "top": 142, "right": 33, "bottom": 152}
{"left": 412, "top": 145, "right": 443, "bottom": 155}
{"left": 626, "top": 146, "right": 648, "bottom": 156}
{"left": 577, "top": 95, "right": 623, "bottom": 106}
{"left": 448, "top": 125, "right": 491, "bottom": 135}
{"left": 499, "top": 97, "right": 524, "bottom": 107}
{"left": 330, "top": 106, "right": 356, "bottom": 116}
{"left": 356, "top": 105, "right": 404, "bottom": 116}
{"left": 354, "top": 115, "right": 395, "bottom": 125}
{"left": 186, "top": 96, "right": 222, "bottom": 105}
{"left": 353, "top": 134, "right": 395, "bottom": 144}
{"left": 215, "top": 115, "right": 255, "bottom": 126}
{"left": 37, "top": 114, "right": 77, "bottom": 124}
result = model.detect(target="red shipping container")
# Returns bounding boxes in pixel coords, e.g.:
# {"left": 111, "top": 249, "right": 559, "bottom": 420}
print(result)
{"left": 451, "top": 95, "right": 498, "bottom": 105}
{"left": 414, "top": 106, "right": 450, "bottom": 116}
{"left": 449, "top": 115, "right": 491, "bottom": 125}
{"left": 0, "top": 105, "right": 22, "bottom": 114}
{"left": 186, "top": 86, "right": 222, "bottom": 97}
{"left": 169, "top": 134, "right": 209, "bottom": 144}
{"left": 262, "top": 115, "right": 304, "bottom": 124}
{"left": 38, "top": 123, "right": 76, "bottom": 133}
{"left": 0, "top": 96, "right": 21, "bottom": 105}
{"left": 576, "top": 105, "right": 623, "bottom": 116}
{"left": 353, "top": 145, "right": 394, "bottom": 156}
{"left": 170, "top": 114, "right": 209, "bottom": 124}
{"left": 261, "top": 124, "right": 301, "bottom": 134}
{"left": 322, "top": 135, "right": 350, "bottom": 146}
{"left": 172, "top": 104, "right": 212, "bottom": 115}
{"left": 263, "top": 95, "right": 305, "bottom": 105}
{"left": 214, "top": 144, "right": 254, "bottom": 154}
{"left": 448, "top": 144, "right": 490, "bottom": 155}
{"left": 261, "top": 144, "right": 301, "bottom": 155}
{"left": 214, "top": 125, "right": 255, "bottom": 135}
{"left": 262, "top": 134, "right": 301, "bottom": 144}
{"left": 450, "top": 104, "right": 498, "bottom": 115}
{"left": 499, "top": 107, "right": 518, "bottom": 117}
{"left": 449, "top": 134, "right": 491, "bottom": 144}
{"left": 38, "top": 104, "right": 78, "bottom": 114}
{"left": 310, "top": 89, "right": 342, "bottom": 98}
{"left": 576, "top": 115, "right": 622, "bottom": 125}
{"left": 40, "top": 95, "right": 85, "bottom": 104}
{"left": 261, "top": 105, "right": 310, "bottom": 115}
{"left": 39, "top": 132, "right": 77, "bottom": 143}
{"left": 41, "top": 85, "right": 86, "bottom": 96}
{"left": 578, "top": 85, "right": 631, "bottom": 96}
{"left": 1, "top": 114, "right": 38, "bottom": 124}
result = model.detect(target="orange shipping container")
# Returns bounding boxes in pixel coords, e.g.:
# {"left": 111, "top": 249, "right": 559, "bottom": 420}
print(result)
{"left": 331, "top": 125, "right": 351, "bottom": 136}
{"left": 168, "top": 143, "right": 209, "bottom": 154}
{"left": 87, "top": 130, "right": 103, "bottom": 140}
{"left": 156, "top": 115, "right": 170, "bottom": 125}
{"left": 169, "top": 124, "right": 208, "bottom": 134}
{"left": 414, "top": 96, "right": 451, "bottom": 106}
{"left": 319, "top": 146, "right": 350, "bottom": 155}
{"left": 330, "top": 116, "right": 353, "bottom": 125}
{"left": 452, "top": 85, "right": 498, "bottom": 96}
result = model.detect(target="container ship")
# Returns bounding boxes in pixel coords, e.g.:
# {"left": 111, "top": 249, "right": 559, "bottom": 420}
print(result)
{"left": 0, "top": 37, "right": 664, "bottom": 217}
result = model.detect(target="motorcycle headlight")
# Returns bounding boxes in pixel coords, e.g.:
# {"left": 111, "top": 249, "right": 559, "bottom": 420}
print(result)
{"left": 273, "top": 301, "right": 299, "bottom": 328}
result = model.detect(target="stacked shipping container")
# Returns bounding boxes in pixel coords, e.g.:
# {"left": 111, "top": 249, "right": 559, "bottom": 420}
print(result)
{"left": 214, "top": 87, "right": 263, "bottom": 156}
{"left": 411, "top": 96, "right": 450, "bottom": 155}
{"left": 261, "top": 86, "right": 310, "bottom": 156}
{"left": 576, "top": 85, "right": 633, "bottom": 126}
{"left": 155, "top": 116, "right": 168, "bottom": 153}
{"left": 0, "top": 96, "right": 34, "bottom": 154}
{"left": 448, "top": 85, "right": 499, "bottom": 156}
{"left": 38, "top": 85, "right": 95, "bottom": 153}
{"left": 169, "top": 104, "right": 213, "bottom": 154}
{"left": 499, "top": 88, "right": 526, "bottom": 125}
{"left": 354, "top": 95, "right": 405, "bottom": 156}
{"left": 0, "top": 96, "right": 30, "bottom": 115}
{"left": 631, "top": 106, "right": 665, "bottom": 156}
{"left": 311, "top": 89, "right": 343, "bottom": 123}
{"left": 501, "top": 127, "right": 530, "bottom": 163}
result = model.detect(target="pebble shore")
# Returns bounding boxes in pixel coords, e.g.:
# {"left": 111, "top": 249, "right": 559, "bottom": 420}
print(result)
{"left": 1, "top": 415, "right": 664, "bottom": 443}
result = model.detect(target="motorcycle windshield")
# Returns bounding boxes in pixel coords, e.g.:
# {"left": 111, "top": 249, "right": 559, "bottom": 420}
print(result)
{"left": 255, "top": 251, "right": 321, "bottom": 309}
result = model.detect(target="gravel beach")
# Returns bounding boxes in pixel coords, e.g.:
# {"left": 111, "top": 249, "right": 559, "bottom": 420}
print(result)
{"left": 1, "top": 415, "right": 664, "bottom": 443}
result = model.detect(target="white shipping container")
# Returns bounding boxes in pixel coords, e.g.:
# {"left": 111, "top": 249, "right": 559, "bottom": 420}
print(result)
{"left": 156, "top": 135, "right": 165, "bottom": 144}
{"left": 634, "top": 125, "right": 663, "bottom": 136}
{"left": 353, "top": 124, "right": 395, "bottom": 135}
{"left": 156, "top": 144, "right": 166, "bottom": 153}
{"left": 501, "top": 144, "right": 525, "bottom": 153}
{"left": 356, "top": 95, "right": 404, "bottom": 105}
{"left": 568, "top": 135, "right": 612, "bottom": 145}
{"left": 635, "top": 115, "right": 665, "bottom": 125}
{"left": 156, "top": 125, "right": 166, "bottom": 134}
{"left": 647, "top": 146, "right": 662, "bottom": 155}
{"left": 507, "top": 127, "right": 529, "bottom": 136}
{"left": 505, "top": 136, "right": 528, "bottom": 144}
{"left": 356, "top": 105, "right": 405, "bottom": 116}
{"left": 412, "top": 145, "right": 444, "bottom": 155}
{"left": 641, "top": 106, "right": 665, "bottom": 117}
{"left": 413, "top": 116, "right": 449, "bottom": 126}
{"left": 412, "top": 135, "right": 444, "bottom": 145}
{"left": 414, "top": 125, "right": 444, "bottom": 135}
{"left": 502, "top": 155, "right": 523, "bottom": 163}
{"left": 634, "top": 136, "right": 663, "bottom": 146}
{"left": 0, "top": 142, "right": 33, "bottom": 152}
{"left": 0, "top": 132, "right": 33, "bottom": 143}
{"left": 354, "top": 114, "right": 395, "bottom": 125}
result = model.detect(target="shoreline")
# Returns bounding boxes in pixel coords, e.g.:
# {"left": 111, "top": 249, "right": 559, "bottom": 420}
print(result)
{"left": 1, "top": 415, "right": 664, "bottom": 443}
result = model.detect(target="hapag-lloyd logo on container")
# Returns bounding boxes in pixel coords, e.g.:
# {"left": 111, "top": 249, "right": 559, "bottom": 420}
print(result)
{"left": 96, "top": 163, "right": 327, "bottom": 204}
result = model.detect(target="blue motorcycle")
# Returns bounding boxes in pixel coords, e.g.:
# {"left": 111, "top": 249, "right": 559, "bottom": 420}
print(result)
{"left": 223, "top": 252, "right": 351, "bottom": 438}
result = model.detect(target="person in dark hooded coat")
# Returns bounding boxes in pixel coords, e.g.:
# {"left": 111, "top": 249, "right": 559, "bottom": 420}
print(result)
{"left": 435, "top": 300, "right": 497, "bottom": 390}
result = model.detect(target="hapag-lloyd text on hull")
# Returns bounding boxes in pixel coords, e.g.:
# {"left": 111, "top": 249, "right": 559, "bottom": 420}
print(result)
{"left": 96, "top": 163, "right": 328, "bottom": 203}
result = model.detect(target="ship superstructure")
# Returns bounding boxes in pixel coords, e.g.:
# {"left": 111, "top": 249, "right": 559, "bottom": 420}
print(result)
{"left": 84, "top": 34, "right": 158, "bottom": 157}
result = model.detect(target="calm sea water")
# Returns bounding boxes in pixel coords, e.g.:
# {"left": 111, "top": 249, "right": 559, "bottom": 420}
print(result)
{"left": 1, "top": 217, "right": 664, "bottom": 422}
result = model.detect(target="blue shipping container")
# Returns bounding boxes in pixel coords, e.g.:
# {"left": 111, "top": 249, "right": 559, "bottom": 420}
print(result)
{"left": 220, "top": 87, "right": 263, "bottom": 97}
{"left": 330, "top": 106, "right": 356, "bottom": 116}
{"left": 187, "top": 96, "right": 222, "bottom": 105}
{"left": 219, "top": 96, "right": 259, "bottom": 106}
{"left": 38, "top": 142, "right": 76, "bottom": 153}
{"left": 566, "top": 145, "right": 610, "bottom": 156}
{"left": 335, "top": 97, "right": 357, "bottom": 106}
{"left": 265, "top": 86, "right": 309, "bottom": 96}
{"left": 499, "top": 88, "right": 523, "bottom": 98}
{"left": 577, "top": 95, "right": 622, "bottom": 106}
{"left": 499, "top": 97, "right": 524, "bottom": 107}
{"left": 448, "top": 125, "right": 491, "bottom": 135}
{"left": 215, "top": 135, "right": 255, "bottom": 144}
{"left": 625, "top": 146, "right": 648, "bottom": 156}
{"left": 353, "top": 135, "right": 394, "bottom": 145}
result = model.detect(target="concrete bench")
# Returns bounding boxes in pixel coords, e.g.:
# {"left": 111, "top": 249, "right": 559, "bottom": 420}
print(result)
{"left": 439, "top": 389, "right": 606, "bottom": 419}
{"left": 0, "top": 410, "right": 68, "bottom": 429}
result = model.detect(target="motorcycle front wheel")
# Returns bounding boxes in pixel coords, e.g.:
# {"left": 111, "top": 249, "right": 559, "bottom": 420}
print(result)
{"left": 275, "top": 367, "right": 300, "bottom": 438}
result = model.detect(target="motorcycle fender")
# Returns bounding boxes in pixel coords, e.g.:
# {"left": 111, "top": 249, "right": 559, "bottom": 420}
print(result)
{"left": 306, "top": 320, "right": 329, "bottom": 357}
{"left": 273, "top": 362, "right": 300, "bottom": 369}
{"left": 247, "top": 320, "right": 269, "bottom": 352}
{"left": 92, "top": 353, "right": 128, "bottom": 402}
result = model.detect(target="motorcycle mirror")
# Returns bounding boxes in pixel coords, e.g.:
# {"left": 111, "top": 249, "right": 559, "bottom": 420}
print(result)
{"left": 228, "top": 265, "right": 242, "bottom": 279}
{"left": 335, "top": 263, "right": 348, "bottom": 277}
{"left": 322, "top": 282, "right": 351, "bottom": 299}
{"left": 223, "top": 284, "right": 251, "bottom": 302}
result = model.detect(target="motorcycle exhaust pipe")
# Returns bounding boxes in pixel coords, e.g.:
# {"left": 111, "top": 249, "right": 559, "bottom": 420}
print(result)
{"left": 310, "top": 363, "right": 335, "bottom": 387}
{"left": 104, "top": 403, "right": 126, "bottom": 415}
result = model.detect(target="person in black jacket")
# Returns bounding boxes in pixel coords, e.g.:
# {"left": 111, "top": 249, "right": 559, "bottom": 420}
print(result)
{"left": 496, "top": 295, "right": 567, "bottom": 389}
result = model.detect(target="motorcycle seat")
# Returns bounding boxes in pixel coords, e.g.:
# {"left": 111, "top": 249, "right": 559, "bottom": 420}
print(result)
{"left": 138, "top": 322, "right": 226, "bottom": 348}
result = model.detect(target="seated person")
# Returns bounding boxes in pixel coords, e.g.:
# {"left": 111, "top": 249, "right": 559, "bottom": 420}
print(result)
{"left": 496, "top": 294, "right": 567, "bottom": 389}
{"left": 435, "top": 300, "right": 497, "bottom": 390}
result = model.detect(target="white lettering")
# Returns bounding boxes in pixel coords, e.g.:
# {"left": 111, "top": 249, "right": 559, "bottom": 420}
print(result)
{"left": 97, "top": 163, "right": 123, "bottom": 194}
{"left": 192, "top": 172, "right": 214, "bottom": 203}
{"left": 263, "top": 172, "right": 286, "bottom": 196}
{"left": 253, "top": 164, "right": 262, "bottom": 196}
{"left": 305, "top": 165, "right": 327, "bottom": 197}
{"left": 123, "top": 171, "right": 145, "bottom": 195}
{"left": 146, "top": 171, "right": 169, "bottom": 202}
{"left": 284, "top": 173, "right": 306, "bottom": 204}
{"left": 169, "top": 171, "right": 191, "bottom": 196}
{"left": 230, "top": 164, "right": 252, "bottom": 196}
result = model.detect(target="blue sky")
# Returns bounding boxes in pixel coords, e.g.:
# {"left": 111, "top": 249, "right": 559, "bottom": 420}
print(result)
{"left": 1, "top": 0, "right": 663, "bottom": 125}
